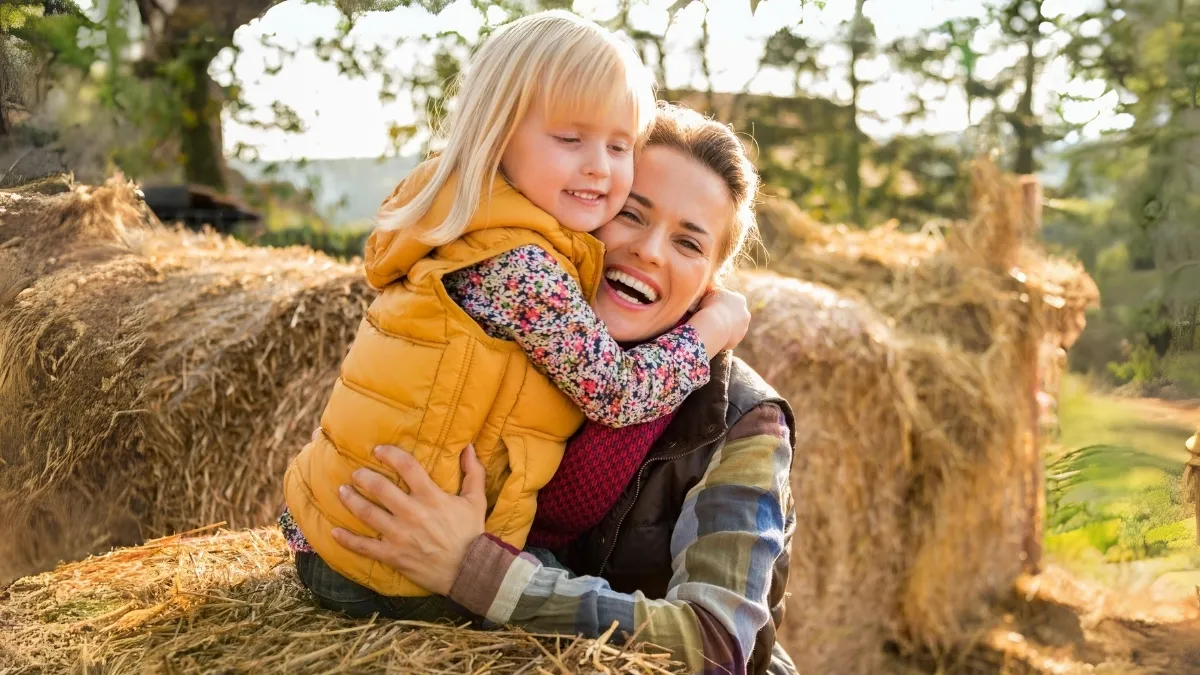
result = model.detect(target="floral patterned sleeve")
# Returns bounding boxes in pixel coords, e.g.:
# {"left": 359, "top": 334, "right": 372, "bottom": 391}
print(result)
{"left": 441, "top": 245, "right": 710, "bottom": 428}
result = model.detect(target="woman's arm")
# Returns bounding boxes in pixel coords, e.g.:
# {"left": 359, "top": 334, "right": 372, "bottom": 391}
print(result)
{"left": 333, "top": 403, "right": 794, "bottom": 675}
{"left": 443, "top": 245, "right": 710, "bottom": 427}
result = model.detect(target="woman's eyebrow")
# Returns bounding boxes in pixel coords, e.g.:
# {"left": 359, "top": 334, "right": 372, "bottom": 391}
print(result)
{"left": 682, "top": 220, "right": 712, "bottom": 239}
{"left": 629, "top": 192, "right": 653, "bottom": 208}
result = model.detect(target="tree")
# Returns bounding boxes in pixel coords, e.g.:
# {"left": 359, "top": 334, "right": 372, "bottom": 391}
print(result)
{"left": 0, "top": 0, "right": 90, "bottom": 136}
{"left": 889, "top": 0, "right": 1071, "bottom": 175}
{"left": 843, "top": 0, "right": 872, "bottom": 224}
{"left": 1064, "top": 0, "right": 1200, "bottom": 329}
{"left": 11, "top": 0, "right": 792, "bottom": 192}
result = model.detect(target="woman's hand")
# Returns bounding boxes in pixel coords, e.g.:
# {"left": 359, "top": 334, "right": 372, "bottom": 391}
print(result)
{"left": 329, "top": 444, "right": 488, "bottom": 596}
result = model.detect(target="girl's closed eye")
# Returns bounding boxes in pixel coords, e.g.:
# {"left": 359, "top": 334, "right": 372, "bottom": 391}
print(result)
{"left": 554, "top": 134, "right": 581, "bottom": 144}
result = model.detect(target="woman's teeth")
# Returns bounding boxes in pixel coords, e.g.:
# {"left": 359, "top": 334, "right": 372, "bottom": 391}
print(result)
{"left": 604, "top": 269, "right": 658, "bottom": 304}
{"left": 567, "top": 190, "right": 602, "bottom": 202}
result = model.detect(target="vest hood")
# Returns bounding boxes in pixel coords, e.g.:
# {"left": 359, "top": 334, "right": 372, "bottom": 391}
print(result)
{"left": 364, "top": 157, "right": 570, "bottom": 290}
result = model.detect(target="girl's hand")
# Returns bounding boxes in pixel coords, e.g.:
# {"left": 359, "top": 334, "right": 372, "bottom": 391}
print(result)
{"left": 688, "top": 288, "right": 751, "bottom": 357}
{"left": 330, "top": 444, "right": 488, "bottom": 596}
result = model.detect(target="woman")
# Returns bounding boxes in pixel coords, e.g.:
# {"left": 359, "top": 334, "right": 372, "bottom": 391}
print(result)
{"left": 322, "top": 104, "right": 798, "bottom": 675}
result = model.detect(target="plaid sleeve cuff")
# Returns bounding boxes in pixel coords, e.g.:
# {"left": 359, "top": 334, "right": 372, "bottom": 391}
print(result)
{"left": 447, "top": 534, "right": 541, "bottom": 623}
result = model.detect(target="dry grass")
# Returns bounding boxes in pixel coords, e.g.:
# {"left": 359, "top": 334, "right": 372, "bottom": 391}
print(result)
{"left": 0, "top": 527, "right": 685, "bottom": 674}
{"left": 0, "top": 177, "right": 372, "bottom": 587}
{"left": 734, "top": 159, "right": 1100, "bottom": 673}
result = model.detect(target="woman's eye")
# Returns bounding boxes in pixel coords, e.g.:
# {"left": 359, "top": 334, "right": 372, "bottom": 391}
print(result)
{"left": 678, "top": 238, "right": 702, "bottom": 253}
{"left": 617, "top": 209, "right": 642, "bottom": 224}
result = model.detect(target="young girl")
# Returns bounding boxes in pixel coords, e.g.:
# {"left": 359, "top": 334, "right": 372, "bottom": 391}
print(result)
{"left": 280, "top": 11, "right": 749, "bottom": 617}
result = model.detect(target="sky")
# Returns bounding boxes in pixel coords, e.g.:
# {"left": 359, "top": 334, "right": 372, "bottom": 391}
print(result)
{"left": 193, "top": 0, "right": 1126, "bottom": 161}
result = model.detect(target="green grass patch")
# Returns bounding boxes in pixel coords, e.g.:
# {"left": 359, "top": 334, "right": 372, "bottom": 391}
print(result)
{"left": 1146, "top": 518, "right": 1198, "bottom": 549}
{"left": 39, "top": 597, "right": 126, "bottom": 623}
{"left": 1045, "top": 377, "right": 1198, "bottom": 576}
{"left": 1046, "top": 519, "right": 1122, "bottom": 557}
{"left": 1055, "top": 376, "right": 1193, "bottom": 464}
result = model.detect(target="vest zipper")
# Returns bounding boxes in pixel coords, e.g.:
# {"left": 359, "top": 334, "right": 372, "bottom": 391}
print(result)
{"left": 597, "top": 426, "right": 726, "bottom": 576}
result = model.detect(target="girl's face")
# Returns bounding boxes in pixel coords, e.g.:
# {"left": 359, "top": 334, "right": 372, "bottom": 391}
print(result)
{"left": 500, "top": 101, "right": 636, "bottom": 233}
{"left": 592, "top": 145, "right": 735, "bottom": 343}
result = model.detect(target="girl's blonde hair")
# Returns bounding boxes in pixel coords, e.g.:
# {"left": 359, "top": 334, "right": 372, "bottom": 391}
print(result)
{"left": 379, "top": 10, "right": 657, "bottom": 245}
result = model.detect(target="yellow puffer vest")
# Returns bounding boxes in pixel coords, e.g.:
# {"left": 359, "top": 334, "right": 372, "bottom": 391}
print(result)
{"left": 283, "top": 159, "right": 604, "bottom": 596}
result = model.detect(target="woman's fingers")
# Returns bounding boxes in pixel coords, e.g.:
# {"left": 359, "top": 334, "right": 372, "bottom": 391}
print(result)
{"left": 331, "top": 527, "right": 395, "bottom": 565}
{"left": 373, "top": 445, "right": 439, "bottom": 500}
{"left": 338, "top": 482, "right": 404, "bottom": 537}
{"left": 458, "top": 444, "right": 487, "bottom": 510}
{"left": 311, "top": 427, "right": 322, "bottom": 443}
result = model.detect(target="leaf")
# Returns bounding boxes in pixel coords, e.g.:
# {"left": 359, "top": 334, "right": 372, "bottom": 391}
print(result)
{"left": 666, "top": 0, "right": 690, "bottom": 18}
{"left": 749, "top": 0, "right": 760, "bottom": 14}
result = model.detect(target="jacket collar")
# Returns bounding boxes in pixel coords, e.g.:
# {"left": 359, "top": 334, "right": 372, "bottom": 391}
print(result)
{"left": 649, "top": 351, "right": 733, "bottom": 460}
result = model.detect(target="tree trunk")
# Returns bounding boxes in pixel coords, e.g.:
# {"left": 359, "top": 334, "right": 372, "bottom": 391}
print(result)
{"left": 179, "top": 52, "right": 225, "bottom": 190}
{"left": 846, "top": 0, "right": 867, "bottom": 226}
{"left": 134, "top": 0, "right": 283, "bottom": 191}
{"left": 1013, "top": 35, "right": 1038, "bottom": 175}
{"left": 699, "top": 7, "right": 715, "bottom": 114}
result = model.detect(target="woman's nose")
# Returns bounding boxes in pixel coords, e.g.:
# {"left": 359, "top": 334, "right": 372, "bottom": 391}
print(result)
{"left": 630, "top": 228, "right": 668, "bottom": 266}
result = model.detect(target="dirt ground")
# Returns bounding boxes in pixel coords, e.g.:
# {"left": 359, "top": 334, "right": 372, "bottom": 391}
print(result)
{"left": 888, "top": 566, "right": 1200, "bottom": 674}
{"left": 1123, "top": 397, "right": 1200, "bottom": 435}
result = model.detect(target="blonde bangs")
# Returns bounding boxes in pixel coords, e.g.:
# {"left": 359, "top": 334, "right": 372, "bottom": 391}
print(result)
{"left": 536, "top": 36, "right": 656, "bottom": 146}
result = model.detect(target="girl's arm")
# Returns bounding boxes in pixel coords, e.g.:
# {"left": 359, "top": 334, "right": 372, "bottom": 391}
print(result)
{"left": 445, "top": 403, "right": 795, "bottom": 675}
{"left": 443, "top": 245, "right": 709, "bottom": 428}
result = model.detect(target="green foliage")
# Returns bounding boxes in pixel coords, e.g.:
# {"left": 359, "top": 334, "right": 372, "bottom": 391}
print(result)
{"left": 246, "top": 223, "right": 369, "bottom": 261}
{"left": 1045, "top": 436, "right": 1192, "bottom": 564}
{"left": 1163, "top": 353, "right": 1200, "bottom": 395}
{"left": 1045, "top": 446, "right": 1107, "bottom": 534}
{"left": 1112, "top": 481, "right": 1186, "bottom": 560}
{"left": 1107, "top": 339, "right": 1163, "bottom": 385}
{"left": 888, "top": 0, "right": 1072, "bottom": 174}
{"left": 1095, "top": 241, "right": 1131, "bottom": 279}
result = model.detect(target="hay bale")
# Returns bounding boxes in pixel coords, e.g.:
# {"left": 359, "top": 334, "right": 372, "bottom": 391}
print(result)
{"left": 733, "top": 273, "right": 913, "bottom": 674}
{"left": 0, "top": 528, "right": 686, "bottom": 673}
{"left": 733, "top": 159, "right": 1099, "bottom": 672}
{"left": 0, "top": 178, "right": 371, "bottom": 587}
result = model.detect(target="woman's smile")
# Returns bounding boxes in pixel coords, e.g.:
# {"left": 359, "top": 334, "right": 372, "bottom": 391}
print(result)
{"left": 602, "top": 265, "right": 662, "bottom": 306}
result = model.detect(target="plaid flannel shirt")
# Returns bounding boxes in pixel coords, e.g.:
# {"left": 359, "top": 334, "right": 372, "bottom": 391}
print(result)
{"left": 448, "top": 403, "right": 796, "bottom": 675}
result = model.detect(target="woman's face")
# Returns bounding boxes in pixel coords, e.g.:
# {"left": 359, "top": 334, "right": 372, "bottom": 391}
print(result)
{"left": 592, "top": 145, "right": 736, "bottom": 343}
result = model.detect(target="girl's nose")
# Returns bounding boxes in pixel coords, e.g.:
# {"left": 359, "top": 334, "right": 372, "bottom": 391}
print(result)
{"left": 582, "top": 143, "right": 611, "bottom": 179}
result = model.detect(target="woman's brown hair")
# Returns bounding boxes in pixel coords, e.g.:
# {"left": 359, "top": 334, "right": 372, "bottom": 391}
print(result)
{"left": 643, "top": 101, "right": 760, "bottom": 282}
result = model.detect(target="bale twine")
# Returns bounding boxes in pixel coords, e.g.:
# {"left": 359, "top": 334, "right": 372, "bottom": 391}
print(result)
{"left": 0, "top": 178, "right": 371, "bottom": 587}
{"left": 737, "top": 159, "right": 1099, "bottom": 670}
{"left": 0, "top": 527, "right": 686, "bottom": 673}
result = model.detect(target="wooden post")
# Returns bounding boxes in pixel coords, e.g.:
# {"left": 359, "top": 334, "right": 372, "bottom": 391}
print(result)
{"left": 1020, "top": 175, "right": 1043, "bottom": 232}
{"left": 1022, "top": 174, "right": 1045, "bottom": 573}
{"left": 1186, "top": 432, "right": 1200, "bottom": 545}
